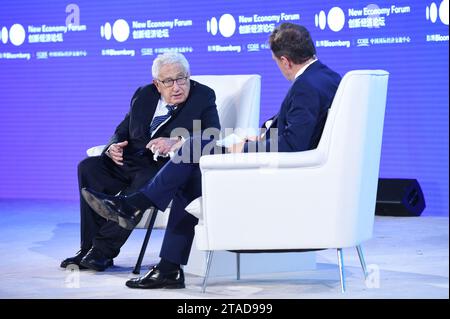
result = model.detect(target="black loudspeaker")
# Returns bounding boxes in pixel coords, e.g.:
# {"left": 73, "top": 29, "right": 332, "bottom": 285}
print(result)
{"left": 375, "top": 178, "right": 426, "bottom": 216}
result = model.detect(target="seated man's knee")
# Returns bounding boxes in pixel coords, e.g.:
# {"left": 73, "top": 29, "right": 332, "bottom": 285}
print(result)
{"left": 175, "top": 135, "right": 219, "bottom": 164}
{"left": 78, "top": 156, "right": 102, "bottom": 176}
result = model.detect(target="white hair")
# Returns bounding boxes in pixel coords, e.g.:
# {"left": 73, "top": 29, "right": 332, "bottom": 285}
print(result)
{"left": 151, "top": 52, "right": 190, "bottom": 79}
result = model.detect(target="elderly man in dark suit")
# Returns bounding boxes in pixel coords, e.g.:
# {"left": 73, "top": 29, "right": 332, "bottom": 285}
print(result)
{"left": 60, "top": 52, "right": 220, "bottom": 271}
{"left": 82, "top": 23, "right": 341, "bottom": 287}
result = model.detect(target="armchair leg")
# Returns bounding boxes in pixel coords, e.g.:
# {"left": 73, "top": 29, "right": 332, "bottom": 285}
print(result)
{"left": 356, "top": 245, "right": 368, "bottom": 279}
{"left": 236, "top": 252, "right": 241, "bottom": 280}
{"left": 133, "top": 208, "right": 158, "bottom": 275}
{"left": 202, "top": 251, "right": 214, "bottom": 293}
{"left": 337, "top": 248, "right": 346, "bottom": 293}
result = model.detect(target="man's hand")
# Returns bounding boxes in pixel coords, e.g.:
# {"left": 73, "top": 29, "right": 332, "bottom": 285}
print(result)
{"left": 147, "top": 137, "right": 184, "bottom": 156}
{"left": 106, "top": 140, "right": 128, "bottom": 166}
{"left": 227, "top": 141, "right": 246, "bottom": 153}
{"left": 226, "top": 136, "right": 258, "bottom": 153}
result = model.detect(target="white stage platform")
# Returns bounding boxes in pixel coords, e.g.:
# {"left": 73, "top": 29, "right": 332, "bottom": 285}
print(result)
{"left": 0, "top": 199, "right": 447, "bottom": 299}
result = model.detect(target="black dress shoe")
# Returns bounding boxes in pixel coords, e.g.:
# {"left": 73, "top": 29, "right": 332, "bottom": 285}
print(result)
{"left": 60, "top": 250, "right": 89, "bottom": 269}
{"left": 126, "top": 265, "right": 185, "bottom": 289}
{"left": 79, "top": 247, "right": 114, "bottom": 271}
{"left": 81, "top": 188, "right": 150, "bottom": 230}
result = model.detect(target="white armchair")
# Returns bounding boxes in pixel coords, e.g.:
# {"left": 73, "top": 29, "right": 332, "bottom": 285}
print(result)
{"left": 191, "top": 70, "right": 390, "bottom": 293}
{"left": 87, "top": 74, "right": 261, "bottom": 273}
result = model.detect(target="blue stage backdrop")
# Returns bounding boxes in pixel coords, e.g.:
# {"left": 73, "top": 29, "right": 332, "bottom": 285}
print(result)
{"left": 0, "top": 1, "right": 448, "bottom": 215}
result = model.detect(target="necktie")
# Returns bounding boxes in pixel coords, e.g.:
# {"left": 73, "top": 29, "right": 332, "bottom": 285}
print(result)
{"left": 149, "top": 104, "right": 176, "bottom": 135}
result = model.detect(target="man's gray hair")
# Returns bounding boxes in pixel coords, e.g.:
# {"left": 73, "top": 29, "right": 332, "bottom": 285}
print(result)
{"left": 151, "top": 52, "right": 190, "bottom": 79}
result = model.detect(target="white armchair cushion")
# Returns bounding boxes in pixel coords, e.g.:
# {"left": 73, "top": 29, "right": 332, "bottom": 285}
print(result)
{"left": 191, "top": 74, "right": 260, "bottom": 133}
{"left": 185, "top": 197, "right": 203, "bottom": 220}
{"left": 136, "top": 208, "right": 169, "bottom": 229}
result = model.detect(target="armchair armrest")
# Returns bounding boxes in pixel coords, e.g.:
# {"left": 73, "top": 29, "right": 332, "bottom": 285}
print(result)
{"left": 199, "top": 149, "right": 326, "bottom": 170}
{"left": 86, "top": 145, "right": 107, "bottom": 157}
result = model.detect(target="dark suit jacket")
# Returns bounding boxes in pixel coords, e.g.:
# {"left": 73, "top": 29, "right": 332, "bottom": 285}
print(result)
{"left": 103, "top": 80, "right": 220, "bottom": 161}
{"left": 245, "top": 60, "right": 341, "bottom": 153}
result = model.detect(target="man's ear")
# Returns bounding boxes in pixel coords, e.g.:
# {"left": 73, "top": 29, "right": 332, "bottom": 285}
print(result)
{"left": 153, "top": 79, "right": 161, "bottom": 92}
{"left": 280, "top": 56, "right": 291, "bottom": 68}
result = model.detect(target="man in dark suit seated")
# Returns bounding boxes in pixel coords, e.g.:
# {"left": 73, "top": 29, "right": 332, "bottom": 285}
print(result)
{"left": 60, "top": 52, "right": 220, "bottom": 271}
{"left": 82, "top": 23, "right": 341, "bottom": 287}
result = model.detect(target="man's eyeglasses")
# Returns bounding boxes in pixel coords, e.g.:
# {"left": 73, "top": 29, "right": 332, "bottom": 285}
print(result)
{"left": 158, "top": 76, "right": 189, "bottom": 88}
